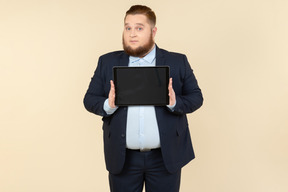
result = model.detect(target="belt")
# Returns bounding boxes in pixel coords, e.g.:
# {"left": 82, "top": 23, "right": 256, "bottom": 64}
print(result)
{"left": 127, "top": 148, "right": 161, "bottom": 152}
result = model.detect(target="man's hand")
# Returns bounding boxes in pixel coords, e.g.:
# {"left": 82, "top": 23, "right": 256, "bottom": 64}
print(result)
{"left": 108, "top": 80, "right": 116, "bottom": 108}
{"left": 168, "top": 78, "right": 176, "bottom": 106}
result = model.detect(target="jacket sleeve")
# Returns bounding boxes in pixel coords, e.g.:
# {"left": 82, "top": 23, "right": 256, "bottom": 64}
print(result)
{"left": 170, "top": 55, "right": 203, "bottom": 115}
{"left": 83, "top": 56, "right": 111, "bottom": 117}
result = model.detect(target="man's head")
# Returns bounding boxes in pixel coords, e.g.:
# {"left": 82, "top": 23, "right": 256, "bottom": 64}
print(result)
{"left": 122, "top": 5, "right": 157, "bottom": 57}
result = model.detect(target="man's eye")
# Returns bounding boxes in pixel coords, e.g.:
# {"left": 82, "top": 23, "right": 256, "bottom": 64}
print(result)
{"left": 137, "top": 27, "right": 143, "bottom": 31}
{"left": 126, "top": 27, "right": 131, "bottom": 31}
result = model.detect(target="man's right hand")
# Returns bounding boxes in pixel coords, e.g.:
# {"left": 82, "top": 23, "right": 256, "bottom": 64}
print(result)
{"left": 108, "top": 80, "right": 116, "bottom": 108}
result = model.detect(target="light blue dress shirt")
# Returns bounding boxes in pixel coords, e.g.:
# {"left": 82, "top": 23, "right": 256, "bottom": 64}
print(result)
{"left": 126, "top": 46, "right": 160, "bottom": 150}
{"left": 104, "top": 46, "right": 175, "bottom": 150}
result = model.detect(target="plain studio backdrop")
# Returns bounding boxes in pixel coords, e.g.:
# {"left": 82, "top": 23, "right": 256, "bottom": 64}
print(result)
{"left": 1, "top": 0, "right": 287, "bottom": 191}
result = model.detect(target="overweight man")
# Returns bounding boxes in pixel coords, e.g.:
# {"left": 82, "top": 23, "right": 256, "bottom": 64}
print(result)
{"left": 84, "top": 5, "right": 203, "bottom": 192}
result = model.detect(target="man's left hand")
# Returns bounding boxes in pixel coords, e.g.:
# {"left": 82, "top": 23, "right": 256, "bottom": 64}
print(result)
{"left": 168, "top": 78, "right": 176, "bottom": 106}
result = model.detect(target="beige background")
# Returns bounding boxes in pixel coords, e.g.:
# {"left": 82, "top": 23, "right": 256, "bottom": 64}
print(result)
{"left": 1, "top": 0, "right": 288, "bottom": 191}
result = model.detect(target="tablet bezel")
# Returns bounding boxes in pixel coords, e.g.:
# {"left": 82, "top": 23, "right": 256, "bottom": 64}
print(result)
{"left": 113, "top": 66, "right": 170, "bottom": 106}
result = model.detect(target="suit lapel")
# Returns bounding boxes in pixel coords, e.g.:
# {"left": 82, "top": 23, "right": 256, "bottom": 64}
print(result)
{"left": 155, "top": 45, "right": 166, "bottom": 67}
{"left": 155, "top": 46, "right": 168, "bottom": 134}
{"left": 119, "top": 52, "right": 129, "bottom": 66}
{"left": 117, "top": 52, "right": 129, "bottom": 120}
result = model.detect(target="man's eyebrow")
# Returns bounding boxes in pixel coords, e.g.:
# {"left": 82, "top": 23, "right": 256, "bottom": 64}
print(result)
{"left": 124, "top": 23, "right": 145, "bottom": 26}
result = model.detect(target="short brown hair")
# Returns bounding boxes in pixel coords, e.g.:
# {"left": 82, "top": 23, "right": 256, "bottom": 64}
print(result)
{"left": 125, "top": 5, "right": 156, "bottom": 27}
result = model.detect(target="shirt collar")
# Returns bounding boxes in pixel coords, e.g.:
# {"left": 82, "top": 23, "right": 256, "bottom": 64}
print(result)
{"left": 130, "top": 45, "right": 156, "bottom": 64}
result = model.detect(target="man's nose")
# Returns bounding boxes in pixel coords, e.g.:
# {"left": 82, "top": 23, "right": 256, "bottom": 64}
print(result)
{"left": 130, "top": 29, "right": 136, "bottom": 37}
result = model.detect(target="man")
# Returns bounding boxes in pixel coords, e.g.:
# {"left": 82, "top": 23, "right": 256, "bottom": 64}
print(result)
{"left": 84, "top": 5, "right": 203, "bottom": 192}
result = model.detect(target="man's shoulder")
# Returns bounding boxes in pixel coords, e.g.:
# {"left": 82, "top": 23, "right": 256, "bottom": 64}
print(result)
{"left": 157, "top": 47, "right": 186, "bottom": 58}
{"left": 99, "top": 50, "right": 126, "bottom": 59}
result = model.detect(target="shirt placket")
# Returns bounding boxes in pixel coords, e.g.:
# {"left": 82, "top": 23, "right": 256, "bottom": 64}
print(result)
{"left": 139, "top": 106, "right": 145, "bottom": 150}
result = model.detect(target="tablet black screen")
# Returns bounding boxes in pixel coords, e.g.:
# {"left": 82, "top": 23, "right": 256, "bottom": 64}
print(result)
{"left": 113, "top": 66, "right": 169, "bottom": 106}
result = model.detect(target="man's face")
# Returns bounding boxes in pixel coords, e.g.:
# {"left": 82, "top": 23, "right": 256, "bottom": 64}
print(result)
{"left": 123, "top": 14, "right": 157, "bottom": 57}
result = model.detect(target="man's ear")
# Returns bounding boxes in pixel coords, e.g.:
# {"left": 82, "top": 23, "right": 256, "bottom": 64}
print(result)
{"left": 152, "top": 27, "right": 157, "bottom": 38}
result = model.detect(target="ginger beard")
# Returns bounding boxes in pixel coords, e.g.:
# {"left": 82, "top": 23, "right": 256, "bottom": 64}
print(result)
{"left": 122, "top": 32, "right": 155, "bottom": 58}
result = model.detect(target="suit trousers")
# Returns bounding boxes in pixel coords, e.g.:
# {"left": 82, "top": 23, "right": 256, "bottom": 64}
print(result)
{"left": 108, "top": 148, "right": 181, "bottom": 192}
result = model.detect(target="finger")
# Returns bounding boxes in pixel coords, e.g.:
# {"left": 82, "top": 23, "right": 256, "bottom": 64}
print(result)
{"left": 108, "top": 80, "right": 116, "bottom": 108}
{"left": 110, "top": 80, "right": 115, "bottom": 89}
{"left": 110, "top": 80, "right": 115, "bottom": 95}
{"left": 168, "top": 78, "right": 172, "bottom": 89}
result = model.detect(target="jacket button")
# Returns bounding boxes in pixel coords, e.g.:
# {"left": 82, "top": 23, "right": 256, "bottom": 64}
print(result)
{"left": 121, "top": 134, "right": 125, "bottom": 138}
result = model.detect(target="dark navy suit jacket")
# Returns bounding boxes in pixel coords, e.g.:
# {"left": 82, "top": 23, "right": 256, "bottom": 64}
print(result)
{"left": 84, "top": 46, "right": 203, "bottom": 174}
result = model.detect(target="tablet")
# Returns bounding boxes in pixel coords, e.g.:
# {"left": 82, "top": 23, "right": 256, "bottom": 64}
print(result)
{"left": 113, "top": 66, "right": 170, "bottom": 106}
